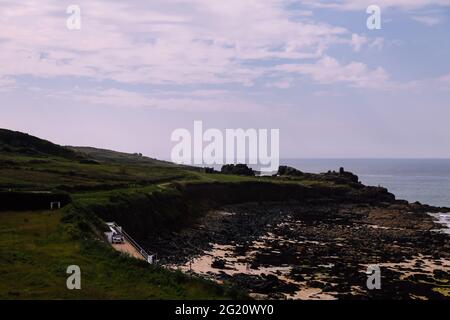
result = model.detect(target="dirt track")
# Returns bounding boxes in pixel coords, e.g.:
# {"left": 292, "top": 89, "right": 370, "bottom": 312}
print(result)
{"left": 112, "top": 240, "right": 145, "bottom": 261}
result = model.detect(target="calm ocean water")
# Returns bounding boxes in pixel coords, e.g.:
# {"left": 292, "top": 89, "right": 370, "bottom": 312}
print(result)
{"left": 282, "top": 159, "right": 450, "bottom": 208}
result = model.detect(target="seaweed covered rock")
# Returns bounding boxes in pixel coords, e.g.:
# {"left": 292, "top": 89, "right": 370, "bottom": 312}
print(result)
{"left": 211, "top": 258, "right": 227, "bottom": 269}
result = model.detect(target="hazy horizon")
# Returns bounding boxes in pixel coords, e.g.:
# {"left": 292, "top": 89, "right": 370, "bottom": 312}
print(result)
{"left": 5, "top": 126, "right": 450, "bottom": 161}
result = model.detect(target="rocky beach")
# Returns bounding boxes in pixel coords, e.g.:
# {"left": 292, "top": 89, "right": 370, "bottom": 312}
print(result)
{"left": 142, "top": 170, "right": 450, "bottom": 300}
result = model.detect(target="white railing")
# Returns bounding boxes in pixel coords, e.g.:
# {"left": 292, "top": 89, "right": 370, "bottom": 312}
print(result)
{"left": 109, "top": 222, "right": 156, "bottom": 264}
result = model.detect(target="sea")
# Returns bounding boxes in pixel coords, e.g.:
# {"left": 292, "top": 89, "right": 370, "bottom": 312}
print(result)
{"left": 282, "top": 159, "right": 450, "bottom": 208}
{"left": 206, "top": 158, "right": 450, "bottom": 231}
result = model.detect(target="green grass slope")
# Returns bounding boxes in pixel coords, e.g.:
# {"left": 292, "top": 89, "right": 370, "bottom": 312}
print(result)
{"left": 69, "top": 146, "right": 174, "bottom": 166}
{"left": 0, "top": 210, "right": 241, "bottom": 299}
{"left": 0, "top": 130, "right": 199, "bottom": 192}
{"left": 0, "top": 129, "right": 79, "bottom": 159}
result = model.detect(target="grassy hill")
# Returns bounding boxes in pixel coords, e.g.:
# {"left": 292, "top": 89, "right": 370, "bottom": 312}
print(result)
{"left": 0, "top": 129, "right": 201, "bottom": 192}
{"left": 0, "top": 129, "right": 79, "bottom": 159}
{"left": 0, "top": 128, "right": 368, "bottom": 300}
{"left": 0, "top": 128, "right": 246, "bottom": 299}
{"left": 69, "top": 146, "right": 175, "bottom": 166}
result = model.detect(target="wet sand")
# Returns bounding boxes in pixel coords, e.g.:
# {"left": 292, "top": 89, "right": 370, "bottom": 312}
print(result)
{"left": 148, "top": 203, "right": 450, "bottom": 299}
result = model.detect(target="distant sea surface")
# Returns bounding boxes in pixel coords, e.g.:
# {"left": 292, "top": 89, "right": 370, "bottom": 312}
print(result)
{"left": 283, "top": 159, "right": 450, "bottom": 208}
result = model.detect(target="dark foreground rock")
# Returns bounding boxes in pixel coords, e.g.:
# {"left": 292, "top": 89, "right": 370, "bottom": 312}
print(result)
{"left": 146, "top": 199, "right": 450, "bottom": 300}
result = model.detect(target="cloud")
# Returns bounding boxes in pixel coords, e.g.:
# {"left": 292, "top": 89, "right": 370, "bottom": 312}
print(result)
{"left": 301, "top": 0, "right": 450, "bottom": 11}
{"left": 412, "top": 15, "right": 442, "bottom": 26}
{"left": 0, "top": 0, "right": 431, "bottom": 113}
{"left": 438, "top": 74, "right": 450, "bottom": 82}
{"left": 0, "top": 0, "right": 349, "bottom": 87}
{"left": 351, "top": 34, "right": 368, "bottom": 52}
{"left": 67, "top": 88, "right": 264, "bottom": 112}
{"left": 266, "top": 79, "right": 293, "bottom": 89}
{"left": 0, "top": 75, "right": 16, "bottom": 90}
{"left": 436, "top": 74, "right": 450, "bottom": 89}
{"left": 369, "top": 37, "right": 385, "bottom": 50}
{"left": 275, "top": 56, "right": 393, "bottom": 89}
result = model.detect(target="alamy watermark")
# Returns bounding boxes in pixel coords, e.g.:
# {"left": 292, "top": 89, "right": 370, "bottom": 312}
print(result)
{"left": 367, "top": 5, "right": 381, "bottom": 30}
{"left": 66, "top": 5, "right": 81, "bottom": 30}
{"left": 171, "top": 121, "right": 279, "bottom": 173}
{"left": 66, "top": 265, "right": 81, "bottom": 290}
{"left": 366, "top": 265, "right": 381, "bottom": 290}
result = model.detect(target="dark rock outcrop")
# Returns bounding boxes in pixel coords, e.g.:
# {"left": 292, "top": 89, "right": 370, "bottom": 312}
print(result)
{"left": 221, "top": 164, "right": 255, "bottom": 176}
{"left": 322, "top": 167, "right": 360, "bottom": 185}
{"left": 277, "top": 166, "right": 304, "bottom": 176}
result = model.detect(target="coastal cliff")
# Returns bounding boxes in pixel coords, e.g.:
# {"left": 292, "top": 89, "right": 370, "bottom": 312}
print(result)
{"left": 87, "top": 178, "right": 397, "bottom": 240}
{"left": 1, "top": 129, "right": 449, "bottom": 300}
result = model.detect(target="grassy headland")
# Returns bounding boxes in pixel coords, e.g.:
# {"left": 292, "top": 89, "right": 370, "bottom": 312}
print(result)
{"left": 0, "top": 128, "right": 400, "bottom": 299}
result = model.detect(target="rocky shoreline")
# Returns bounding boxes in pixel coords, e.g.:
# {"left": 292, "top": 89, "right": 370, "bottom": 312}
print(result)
{"left": 143, "top": 199, "right": 450, "bottom": 299}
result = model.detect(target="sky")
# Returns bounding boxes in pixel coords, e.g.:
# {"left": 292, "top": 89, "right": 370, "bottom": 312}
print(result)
{"left": 1, "top": 0, "right": 450, "bottom": 160}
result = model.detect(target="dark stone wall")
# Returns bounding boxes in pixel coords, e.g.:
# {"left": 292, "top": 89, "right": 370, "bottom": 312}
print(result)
{"left": 0, "top": 191, "right": 72, "bottom": 211}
